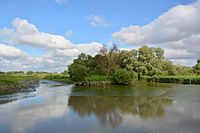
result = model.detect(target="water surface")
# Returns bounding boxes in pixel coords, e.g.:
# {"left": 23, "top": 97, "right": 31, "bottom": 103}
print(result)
{"left": 0, "top": 80, "right": 200, "bottom": 133}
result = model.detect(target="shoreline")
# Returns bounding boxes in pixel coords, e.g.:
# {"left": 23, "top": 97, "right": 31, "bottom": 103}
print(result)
{"left": 1, "top": 76, "right": 200, "bottom": 95}
{"left": 0, "top": 79, "right": 39, "bottom": 95}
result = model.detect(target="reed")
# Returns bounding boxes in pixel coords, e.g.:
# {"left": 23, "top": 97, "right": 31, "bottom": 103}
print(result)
{"left": 146, "top": 76, "right": 200, "bottom": 84}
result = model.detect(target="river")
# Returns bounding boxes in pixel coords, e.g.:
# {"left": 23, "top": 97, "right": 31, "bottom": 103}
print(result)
{"left": 0, "top": 80, "right": 200, "bottom": 133}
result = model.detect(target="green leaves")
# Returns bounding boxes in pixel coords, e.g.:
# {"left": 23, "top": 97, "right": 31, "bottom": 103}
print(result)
{"left": 113, "top": 69, "right": 137, "bottom": 84}
{"left": 68, "top": 63, "right": 89, "bottom": 82}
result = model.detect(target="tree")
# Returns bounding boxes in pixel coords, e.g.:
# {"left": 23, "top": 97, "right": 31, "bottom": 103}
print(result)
{"left": 138, "top": 46, "right": 155, "bottom": 63}
{"left": 194, "top": 59, "right": 200, "bottom": 75}
{"left": 0, "top": 71, "right": 5, "bottom": 74}
{"left": 26, "top": 71, "right": 34, "bottom": 75}
{"left": 113, "top": 69, "right": 132, "bottom": 84}
{"left": 61, "top": 70, "right": 68, "bottom": 75}
{"left": 154, "top": 48, "right": 164, "bottom": 60}
{"left": 68, "top": 63, "right": 89, "bottom": 82}
{"left": 97, "top": 44, "right": 121, "bottom": 76}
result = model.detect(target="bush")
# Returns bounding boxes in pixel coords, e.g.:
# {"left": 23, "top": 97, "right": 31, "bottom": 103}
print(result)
{"left": 26, "top": 71, "right": 34, "bottom": 75}
{"left": 43, "top": 75, "right": 68, "bottom": 80}
{"left": 113, "top": 69, "right": 132, "bottom": 84}
{"left": 145, "top": 76, "right": 200, "bottom": 84}
{"left": 129, "top": 70, "right": 138, "bottom": 80}
{"left": 85, "top": 75, "right": 113, "bottom": 82}
{"left": 68, "top": 63, "right": 89, "bottom": 82}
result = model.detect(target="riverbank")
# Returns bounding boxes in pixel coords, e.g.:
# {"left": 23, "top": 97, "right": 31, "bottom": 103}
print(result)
{"left": 1, "top": 75, "right": 199, "bottom": 94}
{"left": 75, "top": 76, "right": 200, "bottom": 86}
{"left": 0, "top": 75, "right": 39, "bottom": 94}
{"left": 145, "top": 76, "right": 200, "bottom": 84}
{"left": 43, "top": 75, "right": 72, "bottom": 83}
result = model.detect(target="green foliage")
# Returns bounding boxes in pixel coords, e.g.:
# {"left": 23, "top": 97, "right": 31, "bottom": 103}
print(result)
{"left": 113, "top": 69, "right": 132, "bottom": 84}
{"left": 26, "top": 71, "right": 34, "bottom": 75}
{"left": 60, "top": 70, "right": 68, "bottom": 75}
{"left": 68, "top": 63, "right": 89, "bottom": 82}
{"left": 0, "top": 75, "right": 37, "bottom": 85}
{"left": 96, "top": 44, "right": 121, "bottom": 76}
{"left": 175, "top": 65, "right": 195, "bottom": 76}
{"left": 129, "top": 70, "right": 138, "bottom": 80}
{"left": 146, "top": 76, "right": 200, "bottom": 84}
{"left": 0, "top": 71, "right": 5, "bottom": 74}
{"left": 68, "top": 45, "right": 199, "bottom": 84}
{"left": 194, "top": 59, "right": 200, "bottom": 75}
{"left": 5, "top": 71, "right": 25, "bottom": 76}
{"left": 85, "top": 75, "right": 113, "bottom": 82}
{"left": 43, "top": 75, "right": 69, "bottom": 80}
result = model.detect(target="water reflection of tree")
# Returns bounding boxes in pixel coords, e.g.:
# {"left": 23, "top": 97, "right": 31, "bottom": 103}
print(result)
{"left": 68, "top": 96, "right": 172, "bottom": 128}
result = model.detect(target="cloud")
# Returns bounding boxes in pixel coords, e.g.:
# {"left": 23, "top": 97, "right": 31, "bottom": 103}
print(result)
{"left": 55, "top": 0, "right": 67, "bottom": 4}
{"left": 8, "top": 18, "right": 74, "bottom": 49}
{"left": 113, "top": 1, "right": 200, "bottom": 44}
{"left": 0, "top": 18, "right": 103, "bottom": 72}
{"left": 55, "top": 42, "right": 102, "bottom": 57}
{"left": 87, "top": 15, "right": 110, "bottom": 27}
{"left": 170, "top": 59, "right": 197, "bottom": 66}
{"left": 0, "top": 43, "right": 28, "bottom": 58}
{"left": 65, "top": 30, "right": 73, "bottom": 38}
{"left": 112, "top": 0, "right": 200, "bottom": 61}
{"left": 0, "top": 28, "right": 14, "bottom": 36}
{"left": 7, "top": 83, "right": 72, "bottom": 133}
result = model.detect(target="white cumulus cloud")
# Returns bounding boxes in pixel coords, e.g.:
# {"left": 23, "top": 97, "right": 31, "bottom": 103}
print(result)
{"left": 112, "top": 0, "right": 200, "bottom": 61}
{"left": 0, "top": 43, "right": 28, "bottom": 58}
{"left": 0, "top": 18, "right": 103, "bottom": 72}
{"left": 9, "top": 18, "right": 74, "bottom": 49}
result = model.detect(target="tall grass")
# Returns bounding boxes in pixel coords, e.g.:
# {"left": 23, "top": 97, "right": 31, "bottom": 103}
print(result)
{"left": 146, "top": 76, "right": 200, "bottom": 84}
{"left": 0, "top": 75, "right": 37, "bottom": 85}
{"left": 43, "top": 75, "right": 69, "bottom": 80}
{"left": 85, "top": 75, "right": 113, "bottom": 82}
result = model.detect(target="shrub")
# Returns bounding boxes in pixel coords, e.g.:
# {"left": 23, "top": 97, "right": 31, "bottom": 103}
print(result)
{"left": 129, "top": 70, "right": 138, "bottom": 80}
{"left": 68, "top": 63, "right": 89, "bottom": 82}
{"left": 85, "top": 75, "right": 113, "bottom": 82}
{"left": 113, "top": 69, "right": 132, "bottom": 84}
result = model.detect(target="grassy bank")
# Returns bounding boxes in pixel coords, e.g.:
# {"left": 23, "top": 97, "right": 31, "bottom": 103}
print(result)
{"left": 85, "top": 75, "right": 113, "bottom": 82}
{"left": 43, "top": 75, "right": 72, "bottom": 83}
{"left": 74, "top": 75, "right": 113, "bottom": 86}
{"left": 0, "top": 75, "right": 39, "bottom": 94}
{"left": 0, "top": 75, "right": 38, "bottom": 85}
{"left": 145, "top": 76, "right": 200, "bottom": 84}
{"left": 75, "top": 75, "right": 200, "bottom": 86}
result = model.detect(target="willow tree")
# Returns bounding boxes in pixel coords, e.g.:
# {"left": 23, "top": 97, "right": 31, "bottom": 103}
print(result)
{"left": 97, "top": 44, "right": 122, "bottom": 76}
{"left": 194, "top": 59, "right": 200, "bottom": 75}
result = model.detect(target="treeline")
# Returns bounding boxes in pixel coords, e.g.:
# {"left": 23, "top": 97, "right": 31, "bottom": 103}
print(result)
{"left": 0, "top": 70, "right": 70, "bottom": 82}
{"left": 0, "top": 70, "right": 69, "bottom": 76}
{"left": 68, "top": 44, "right": 200, "bottom": 84}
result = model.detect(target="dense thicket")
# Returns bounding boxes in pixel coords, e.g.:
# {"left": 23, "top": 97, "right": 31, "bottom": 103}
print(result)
{"left": 68, "top": 45, "right": 199, "bottom": 84}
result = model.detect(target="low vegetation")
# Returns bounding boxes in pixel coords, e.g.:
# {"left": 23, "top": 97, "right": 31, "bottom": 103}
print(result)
{"left": 0, "top": 75, "right": 37, "bottom": 85}
{"left": 85, "top": 75, "right": 113, "bottom": 82}
{"left": 146, "top": 76, "right": 200, "bottom": 84}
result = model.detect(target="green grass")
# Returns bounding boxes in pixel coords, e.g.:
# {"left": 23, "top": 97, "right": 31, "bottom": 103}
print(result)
{"left": 43, "top": 75, "right": 69, "bottom": 80}
{"left": 0, "top": 75, "right": 38, "bottom": 85}
{"left": 85, "top": 75, "right": 113, "bottom": 82}
{"left": 146, "top": 76, "right": 200, "bottom": 84}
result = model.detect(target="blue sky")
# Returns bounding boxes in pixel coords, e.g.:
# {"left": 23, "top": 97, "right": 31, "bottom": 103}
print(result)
{"left": 0, "top": 0, "right": 199, "bottom": 72}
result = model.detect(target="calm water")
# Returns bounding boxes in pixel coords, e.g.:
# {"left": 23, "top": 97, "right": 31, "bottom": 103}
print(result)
{"left": 0, "top": 80, "right": 200, "bottom": 133}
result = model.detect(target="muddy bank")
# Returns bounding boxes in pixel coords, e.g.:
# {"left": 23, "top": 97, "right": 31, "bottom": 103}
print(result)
{"left": 0, "top": 80, "right": 39, "bottom": 95}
